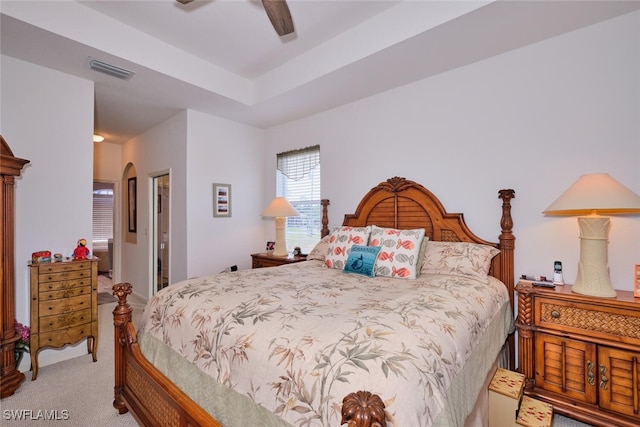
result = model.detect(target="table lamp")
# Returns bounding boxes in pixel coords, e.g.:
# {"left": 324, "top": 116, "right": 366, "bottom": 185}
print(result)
{"left": 543, "top": 173, "right": 640, "bottom": 297}
{"left": 262, "top": 197, "right": 300, "bottom": 257}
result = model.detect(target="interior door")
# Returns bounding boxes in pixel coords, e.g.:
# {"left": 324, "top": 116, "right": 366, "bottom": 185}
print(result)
{"left": 153, "top": 174, "right": 170, "bottom": 293}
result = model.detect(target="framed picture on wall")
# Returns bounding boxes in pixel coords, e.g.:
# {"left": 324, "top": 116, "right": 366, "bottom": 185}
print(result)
{"left": 128, "top": 177, "right": 137, "bottom": 232}
{"left": 213, "top": 183, "right": 231, "bottom": 217}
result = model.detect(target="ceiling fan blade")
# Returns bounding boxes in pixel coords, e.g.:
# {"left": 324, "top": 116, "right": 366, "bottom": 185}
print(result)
{"left": 262, "top": 0, "right": 294, "bottom": 36}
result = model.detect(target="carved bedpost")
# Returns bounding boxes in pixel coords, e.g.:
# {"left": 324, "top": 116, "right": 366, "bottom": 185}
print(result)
{"left": 514, "top": 282, "right": 535, "bottom": 389}
{"left": 321, "top": 199, "right": 330, "bottom": 237}
{"left": 341, "top": 391, "right": 386, "bottom": 427}
{"left": 112, "top": 282, "right": 133, "bottom": 414}
{"left": 498, "top": 189, "right": 515, "bottom": 370}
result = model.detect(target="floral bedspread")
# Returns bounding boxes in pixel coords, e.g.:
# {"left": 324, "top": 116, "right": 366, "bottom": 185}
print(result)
{"left": 140, "top": 260, "right": 511, "bottom": 427}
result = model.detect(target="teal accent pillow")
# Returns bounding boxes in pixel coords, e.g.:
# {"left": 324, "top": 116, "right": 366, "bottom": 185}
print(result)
{"left": 343, "top": 245, "right": 381, "bottom": 277}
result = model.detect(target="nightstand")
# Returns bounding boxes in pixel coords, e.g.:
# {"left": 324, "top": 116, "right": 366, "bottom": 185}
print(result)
{"left": 515, "top": 281, "right": 640, "bottom": 427}
{"left": 251, "top": 252, "right": 307, "bottom": 269}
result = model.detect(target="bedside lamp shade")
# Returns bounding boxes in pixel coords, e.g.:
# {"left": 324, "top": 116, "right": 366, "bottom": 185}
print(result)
{"left": 544, "top": 173, "right": 640, "bottom": 297}
{"left": 262, "top": 197, "right": 300, "bottom": 257}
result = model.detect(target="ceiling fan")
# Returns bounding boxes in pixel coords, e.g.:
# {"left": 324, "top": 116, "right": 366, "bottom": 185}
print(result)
{"left": 176, "top": 0, "right": 294, "bottom": 36}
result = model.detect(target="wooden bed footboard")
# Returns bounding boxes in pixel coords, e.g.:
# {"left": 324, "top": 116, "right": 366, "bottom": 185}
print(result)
{"left": 113, "top": 283, "right": 385, "bottom": 427}
{"left": 113, "top": 283, "right": 223, "bottom": 427}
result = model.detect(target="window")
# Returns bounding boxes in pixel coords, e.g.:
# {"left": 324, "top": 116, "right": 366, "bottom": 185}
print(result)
{"left": 276, "top": 145, "right": 321, "bottom": 253}
{"left": 93, "top": 184, "right": 113, "bottom": 247}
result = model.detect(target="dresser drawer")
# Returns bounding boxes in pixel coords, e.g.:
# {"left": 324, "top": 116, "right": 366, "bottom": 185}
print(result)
{"left": 39, "top": 277, "right": 92, "bottom": 292}
{"left": 253, "top": 257, "right": 283, "bottom": 268}
{"left": 39, "top": 283, "right": 92, "bottom": 300}
{"left": 535, "top": 297, "right": 640, "bottom": 345}
{"left": 38, "top": 268, "right": 91, "bottom": 284}
{"left": 251, "top": 253, "right": 306, "bottom": 268}
{"left": 38, "top": 323, "right": 94, "bottom": 348}
{"left": 37, "top": 261, "right": 92, "bottom": 274}
{"left": 39, "top": 294, "right": 91, "bottom": 316}
{"left": 39, "top": 308, "right": 92, "bottom": 333}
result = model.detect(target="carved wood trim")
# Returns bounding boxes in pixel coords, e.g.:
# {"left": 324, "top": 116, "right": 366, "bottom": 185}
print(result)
{"left": 0, "top": 135, "right": 29, "bottom": 399}
{"left": 321, "top": 199, "right": 330, "bottom": 237}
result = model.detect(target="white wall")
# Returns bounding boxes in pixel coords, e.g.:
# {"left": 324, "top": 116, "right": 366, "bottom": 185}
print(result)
{"left": 264, "top": 11, "right": 640, "bottom": 292}
{"left": 120, "top": 110, "right": 266, "bottom": 299}
{"left": 1, "top": 55, "right": 95, "bottom": 369}
{"left": 94, "top": 141, "right": 122, "bottom": 182}
{"left": 120, "top": 112, "right": 188, "bottom": 299}
{"left": 185, "top": 110, "right": 265, "bottom": 278}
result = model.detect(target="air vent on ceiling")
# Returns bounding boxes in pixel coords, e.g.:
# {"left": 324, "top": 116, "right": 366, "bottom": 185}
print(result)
{"left": 87, "top": 57, "right": 135, "bottom": 80}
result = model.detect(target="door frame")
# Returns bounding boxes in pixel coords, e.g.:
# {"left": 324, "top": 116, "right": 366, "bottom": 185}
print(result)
{"left": 92, "top": 179, "right": 120, "bottom": 284}
{"left": 150, "top": 170, "right": 171, "bottom": 296}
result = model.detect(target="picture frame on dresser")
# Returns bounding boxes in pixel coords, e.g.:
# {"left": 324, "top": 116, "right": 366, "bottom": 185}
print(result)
{"left": 635, "top": 264, "right": 640, "bottom": 297}
{"left": 213, "top": 183, "right": 231, "bottom": 217}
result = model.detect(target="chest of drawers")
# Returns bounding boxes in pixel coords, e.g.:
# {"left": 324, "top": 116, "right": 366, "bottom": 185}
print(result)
{"left": 516, "top": 282, "right": 640, "bottom": 427}
{"left": 29, "top": 259, "right": 99, "bottom": 380}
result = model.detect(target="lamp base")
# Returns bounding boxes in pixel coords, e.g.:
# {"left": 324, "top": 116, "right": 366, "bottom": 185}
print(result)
{"left": 571, "top": 216, "right": 616, "bottom": 298}
{"left": 272, "top": 216, "right": 288, "bottom": 257}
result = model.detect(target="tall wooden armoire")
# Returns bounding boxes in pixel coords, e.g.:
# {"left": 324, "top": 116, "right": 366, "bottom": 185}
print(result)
{"left": 0, "top": 135, "right": 30, "bottom": 398}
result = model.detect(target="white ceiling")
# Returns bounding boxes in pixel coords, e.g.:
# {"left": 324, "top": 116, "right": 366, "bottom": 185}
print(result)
{"left": 2, "top": 1, "right": 640, "bottom": 145}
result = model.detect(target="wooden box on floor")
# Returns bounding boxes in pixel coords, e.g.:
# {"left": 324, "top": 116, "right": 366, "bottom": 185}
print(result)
{"left": 489, "top": 368, "right": 553, "bottom": 427}
{"left": 489, "top": 368, "right": 525, "bottom": 427}
{"left": 516, "top": 395, "right": 553, "bottom": 427}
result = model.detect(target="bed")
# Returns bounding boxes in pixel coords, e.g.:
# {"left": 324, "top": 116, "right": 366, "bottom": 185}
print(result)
{"left": 113, "top": 176, "right": 516, "bottom": 427}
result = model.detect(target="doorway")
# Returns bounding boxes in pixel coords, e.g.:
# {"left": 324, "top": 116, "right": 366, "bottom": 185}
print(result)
{"left": 153, "top": 173, "right": 170, "bottom": 294}
{"left": 93, "top": 181, "right": 115, "bottom": 293}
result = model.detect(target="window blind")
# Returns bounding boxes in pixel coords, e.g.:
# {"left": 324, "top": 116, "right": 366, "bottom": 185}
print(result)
{"left": 93, "top": 191, "right": 113, "bottom": 243}
{"left": 276, "top": 145, "right": 321, "bottom": 253}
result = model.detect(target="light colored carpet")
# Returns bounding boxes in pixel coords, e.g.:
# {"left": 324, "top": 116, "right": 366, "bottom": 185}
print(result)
{"left": 2, "top": 295, "right": 591, "bottom": 426}
{"left": 98, "top": 274, "right": 113, "bottom": 292}
{"left": 2, "top": 296, "right": 144, "bottom": 426}
{"left": 97, "top": 292, "right": 118, "bottom": 305}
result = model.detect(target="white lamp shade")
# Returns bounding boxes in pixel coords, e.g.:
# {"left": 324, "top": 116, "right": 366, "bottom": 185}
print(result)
{"left": 544, "top": 173, "right": 640, "bottom": 215}
{"left": 262, "top": 197, "right": 300, "bottom": 218}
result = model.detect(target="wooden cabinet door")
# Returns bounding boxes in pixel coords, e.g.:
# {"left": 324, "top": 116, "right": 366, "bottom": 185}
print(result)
{"left": 598, "top": 346, "right": 640, "bottom": 419}
{"left": 535, "top": 333, "right": 597, "bottom": 404}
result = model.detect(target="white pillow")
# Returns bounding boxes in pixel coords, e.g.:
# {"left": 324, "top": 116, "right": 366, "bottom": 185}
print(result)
{"left": 420, "top": 241, "right": 500, "bottom": 283}
{"left": 307, "top": 234, "right": 331, "bottom": 261}
{"left": 324, "top": 226, "right": 371, "bottom": 270}
{"left": 368, "top": 226, "right": 425, "bottom": 279}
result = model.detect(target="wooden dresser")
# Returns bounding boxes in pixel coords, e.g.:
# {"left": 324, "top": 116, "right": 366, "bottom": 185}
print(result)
{"left": 251, "top": 252, "right": 307, "bottom": 268}
{"left": 516, "top": 281, "right": 640, "bottom": 426}
{"left": 29, "top": 259, "right": 99, "bottom": 380}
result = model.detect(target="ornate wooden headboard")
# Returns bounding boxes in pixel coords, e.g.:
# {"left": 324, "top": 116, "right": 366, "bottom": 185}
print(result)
{"left": 335, "top": 176, "right": 516, "bottom": 366}
{"left": 318, "top": 176, "right": 515, "bottom": 297}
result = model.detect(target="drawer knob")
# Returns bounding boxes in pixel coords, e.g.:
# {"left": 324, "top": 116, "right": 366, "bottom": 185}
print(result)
{"left": 551, "top": 310, "right": 560, "bottom": 319}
